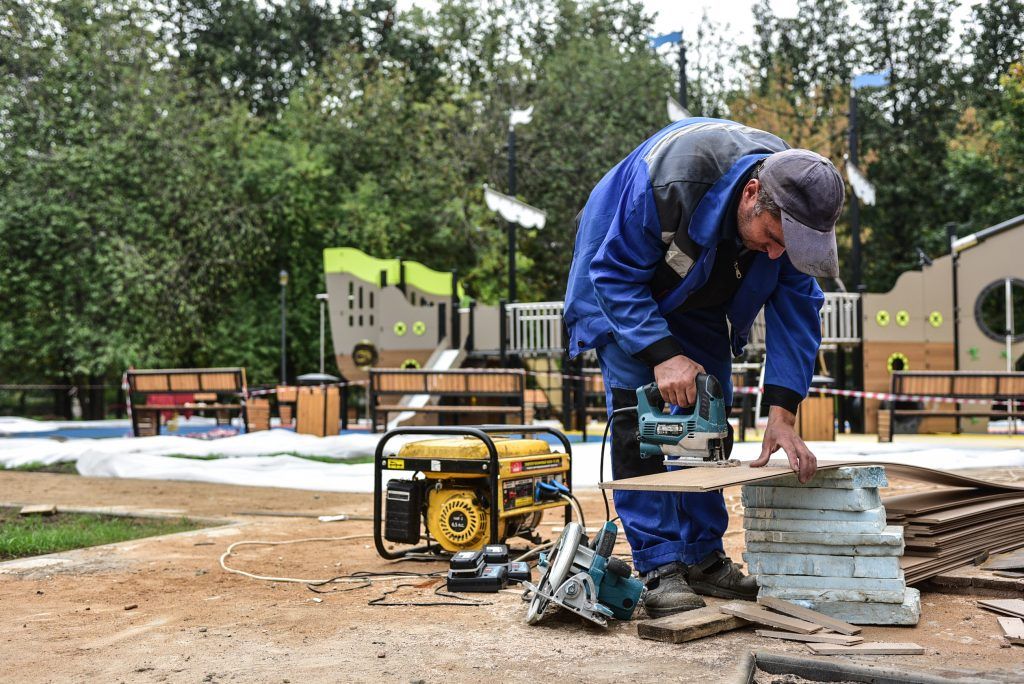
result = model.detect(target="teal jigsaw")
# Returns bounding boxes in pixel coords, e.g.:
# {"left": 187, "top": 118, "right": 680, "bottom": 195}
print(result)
{"left": 636, "top": 373, "right": 737, "bottom": 467}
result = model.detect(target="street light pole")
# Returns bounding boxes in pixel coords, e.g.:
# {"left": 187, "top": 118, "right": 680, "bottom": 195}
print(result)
{"left": 316, "top": 292, "right": 328, "bottom": 374}
{"left": 507, "top": 121, "right": 517, "bottom": 303}
{"left": 678, "top": 38, "right": 688, "bottom": 112}
{"left": 279, "top": 269, "right": 289, "bottom": 384}
{"left": 848, "top": 89, "right": 862, "bottom": 290}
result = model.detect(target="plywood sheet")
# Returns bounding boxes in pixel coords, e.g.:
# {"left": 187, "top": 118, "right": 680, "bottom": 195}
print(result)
{"left": 600, "top": 460, "right": 1024, "bottom": 494}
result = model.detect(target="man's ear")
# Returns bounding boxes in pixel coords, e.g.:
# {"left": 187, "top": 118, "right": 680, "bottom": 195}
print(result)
{"left": 740, "top": 178, "right": 759, "bottom": 207}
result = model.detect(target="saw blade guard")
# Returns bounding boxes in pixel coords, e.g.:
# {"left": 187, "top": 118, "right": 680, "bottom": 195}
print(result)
{"left": 526, "top": 522, "right": 583, "bottom": 624}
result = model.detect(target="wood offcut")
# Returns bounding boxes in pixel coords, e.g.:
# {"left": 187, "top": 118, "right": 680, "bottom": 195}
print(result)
{"left": 756, "top": 596, "right": 862, "bottom": 635}
{"left": 997, "top": 617, "right": 1024, "bottom": 645}
{"left": 718, "top": 601, "right": 821, "bottom": 634}
{"left": 636, "top": 605, "right": 749, "bottom": 644}
{"left": 755, "top": 630, "right": 863, "bottom": 646}
{"left": 806, "top": 642, "right": 925, "bottom": 655}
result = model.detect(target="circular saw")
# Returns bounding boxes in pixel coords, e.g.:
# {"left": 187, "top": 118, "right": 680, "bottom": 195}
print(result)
{"left": 523, "top": 521, "right": 643, "bottom": 628}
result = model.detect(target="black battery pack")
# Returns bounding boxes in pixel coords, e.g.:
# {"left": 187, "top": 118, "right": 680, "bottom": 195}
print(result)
{"left": 384, "top": 479, "right": 422, "bottom": 544}
{"left": 449, "top": 550, "right": 484, "bottom": 572}
{"left": 483, "top": 544, "right": 509, "bottom": 565}
{"left": 507, "top": 561, "right": 532, "bottom": 583}
{"left": 446, "top": 564, "right": 508, "bottom": 593}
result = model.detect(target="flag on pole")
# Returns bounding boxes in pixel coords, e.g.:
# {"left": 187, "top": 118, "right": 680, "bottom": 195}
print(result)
{"left": 649, "top": 31, "right": 682, "bottom": 50}
{"left": 852, "top": 70, "right": 890, "bottom": 90}
{"left": 846, "top": 162, "right": 877, "bottom": 206}
{"left": 666, "top": 95, "right": 691, "bottom": 122}
{"left": 509, "top": 106, "right": 533, "bottom": 129}
{"left": 483, "top": 185, "right": 547, "bottom": 229}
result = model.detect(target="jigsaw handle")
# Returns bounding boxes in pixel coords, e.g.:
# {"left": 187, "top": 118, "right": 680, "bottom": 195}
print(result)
{"left": 639, "top": 373, "right": 721, "bottom": 411}
{"left": 639, "top": 382, "right": 664, "bottom": 409}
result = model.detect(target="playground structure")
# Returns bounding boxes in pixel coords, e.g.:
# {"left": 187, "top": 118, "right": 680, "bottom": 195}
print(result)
{"left": 860, "top": 215, "right": 1024, "bottom": 434}
{"left": 322, "top": 213, "right": 1024, "bottom": 436}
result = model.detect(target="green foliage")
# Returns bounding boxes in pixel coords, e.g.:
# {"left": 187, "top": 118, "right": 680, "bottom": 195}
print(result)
{"left": 2, "top": 0, "right": 1024, "bottom": 389}
{"left": 0, "top": 508, "right": 201, "bottom": 560}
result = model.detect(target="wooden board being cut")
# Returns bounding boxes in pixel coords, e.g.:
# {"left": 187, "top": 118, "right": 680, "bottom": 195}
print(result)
{"left": 600, "top": 460, "right": 1024, "bottom": 493}
{"left": 806, "top": 642, "right": 925, "bottom": 655}
{"left": 636, "top": 605, "right": 749, "bottom": 643}
{"left": 756, "top": 596, "right": 861, "bottom": 635}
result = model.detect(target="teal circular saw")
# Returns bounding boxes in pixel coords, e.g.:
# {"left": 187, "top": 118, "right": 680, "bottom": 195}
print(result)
{"left": 523, "top": 521, "right": 643, "bottom": 628}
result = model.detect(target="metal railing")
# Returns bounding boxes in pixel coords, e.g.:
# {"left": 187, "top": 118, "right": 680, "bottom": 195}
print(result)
{"left": 506, "top": 301, "right": 564, "bottom": 354}
{"left": 820, "top": 292, "right": 861, "bottom": 344}
{"left": 502, "top": 293, "right": 861, "bottom": 354}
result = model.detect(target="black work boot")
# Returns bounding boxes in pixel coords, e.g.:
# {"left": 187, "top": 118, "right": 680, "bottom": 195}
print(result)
{"left": 640, "top": 562, "right": 706, "bottom": 618}
{"left": 686, "top": 550, "right": 758, "bottom": 601}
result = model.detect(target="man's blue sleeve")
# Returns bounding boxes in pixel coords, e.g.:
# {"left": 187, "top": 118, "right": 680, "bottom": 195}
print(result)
{"left": 763, "top": 257, "right": 824, "bottom": 411}
{"left": 588, "top": 168, "right": 682, "bottom": 364}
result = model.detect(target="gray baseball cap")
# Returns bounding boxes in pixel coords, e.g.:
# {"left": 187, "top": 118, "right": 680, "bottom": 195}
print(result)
{"left": 760, "top": 149, "right": 845, "bottom": 278}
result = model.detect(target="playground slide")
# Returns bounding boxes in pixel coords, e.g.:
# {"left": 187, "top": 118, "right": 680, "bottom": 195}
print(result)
{"left": 385, "top": 346, "right": 466, "bottom": 430}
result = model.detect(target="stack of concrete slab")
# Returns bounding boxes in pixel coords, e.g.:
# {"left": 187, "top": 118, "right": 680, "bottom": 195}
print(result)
{"left": 741, "top": 466, "right": 920, "bottom": 625}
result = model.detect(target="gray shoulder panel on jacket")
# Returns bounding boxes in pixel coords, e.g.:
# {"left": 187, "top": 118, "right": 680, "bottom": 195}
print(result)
{"left": 645, "top": 122, "right": 789, "bottom": 243}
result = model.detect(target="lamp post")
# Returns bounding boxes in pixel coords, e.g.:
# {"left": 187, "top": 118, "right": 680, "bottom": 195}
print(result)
{"left": 650, "top": 32, "right": 689, "bottom": 120}
{"left": 507, "top": 106, "right": 533, "bottom": 303}
{"left": 279, "top": 269, "right": 289, "bottom": 384}
{"left": 316, "top": 292, "right": 329, "bottom": 374}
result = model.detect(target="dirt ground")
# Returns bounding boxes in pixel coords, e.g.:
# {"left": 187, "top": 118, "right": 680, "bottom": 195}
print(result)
{"left": 1, "top": 470, "right": 1023, "bottom": 683}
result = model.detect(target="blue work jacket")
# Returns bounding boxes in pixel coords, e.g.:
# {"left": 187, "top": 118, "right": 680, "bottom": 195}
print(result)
{"left": 564, "top": 118, "right": 824, "bottom": 405}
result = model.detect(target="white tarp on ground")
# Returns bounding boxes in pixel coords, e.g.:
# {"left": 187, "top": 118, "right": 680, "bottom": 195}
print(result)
{"left": 4, "top": 428, "right": 1024, "bottom": 492}
{"left": 0, "top": 429, "right": 385, "bottom": 468}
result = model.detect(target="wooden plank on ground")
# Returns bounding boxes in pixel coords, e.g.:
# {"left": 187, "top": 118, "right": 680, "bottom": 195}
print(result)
{"left": 979, "top": 599, "right": 1024, "bottom": 619}
{"left": 636, "top": 605, "right": 749, "bottom": 644}
{"left": 757, "top": 596, "right": 862, "bottom": 635}
{"left": 599, "top": 460, "right": 1024, "bottom": 494}
{"left": 755, "top": 630, "right": 863, "bottom": 645}
{"left": 983, "top": 548, "right": 1024, "bottom": 572}
{"left": 806, "top": 642, "right": 925, "bottom": 655}
{"left": 19, "top": 504, "right": 57, "bottom": 516}
{"left": 719, "top": 601, "right": 821, "bottom": 634}
{"left": 997, "top": 617, "right": 1024, "bottom": 645}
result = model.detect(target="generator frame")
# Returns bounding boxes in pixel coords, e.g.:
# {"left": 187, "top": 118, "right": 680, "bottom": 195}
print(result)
{"left": 373, "top": 425, "right": 573, "bottom": 560}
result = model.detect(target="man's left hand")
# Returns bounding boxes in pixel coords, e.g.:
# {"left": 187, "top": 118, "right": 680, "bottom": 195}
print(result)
{"left": 749, "top": 406, "right": 817, "bottom": 483}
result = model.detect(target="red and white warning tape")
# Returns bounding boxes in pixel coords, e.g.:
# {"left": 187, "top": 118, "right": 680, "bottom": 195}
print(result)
{"left": 734, "top": 385, "right": 1007, "bottom": 405}
{"left": 245, "top": 380, "right": 368, "bottom": 398}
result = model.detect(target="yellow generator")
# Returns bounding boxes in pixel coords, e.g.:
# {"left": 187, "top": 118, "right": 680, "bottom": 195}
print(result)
{"left": 373, "top": 426, "right": 573, "bottom": 559}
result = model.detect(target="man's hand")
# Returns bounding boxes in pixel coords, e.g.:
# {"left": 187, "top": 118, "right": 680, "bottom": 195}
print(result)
{"left": 750, "top": 405, "right": 818, "bottom": 483}
{"left": 653, "top": 355, "right": 705, "bottom": 407}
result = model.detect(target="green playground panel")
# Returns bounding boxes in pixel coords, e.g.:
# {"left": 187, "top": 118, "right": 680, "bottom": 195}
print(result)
{"left": 323, "top": 247, "right": 467, "bottom": 302}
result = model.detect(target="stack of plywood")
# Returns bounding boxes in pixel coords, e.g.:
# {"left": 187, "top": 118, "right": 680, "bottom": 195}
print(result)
{"left": 884, "top": 490, "right": 1024, "bottom": 584}
{"left": 741, "top": 466, "right": 920, "bottom": 625}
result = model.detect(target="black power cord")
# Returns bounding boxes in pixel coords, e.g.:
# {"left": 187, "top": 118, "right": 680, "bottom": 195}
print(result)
{"left": 600, "top": 406, "right": 637, "bottom": 523}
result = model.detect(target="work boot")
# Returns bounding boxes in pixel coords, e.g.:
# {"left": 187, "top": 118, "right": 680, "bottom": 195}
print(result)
{"left": 686, "top": 550, "right": 759, "bottom": 601}
{"left": 640, "top": 562, "right": 706, "bottom": 618}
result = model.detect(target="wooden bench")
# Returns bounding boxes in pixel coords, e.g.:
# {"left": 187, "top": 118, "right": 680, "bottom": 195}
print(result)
{"left": 368, "top": 368, "right": 526, "bottom": 432}
{"left": 126, "top": 368, "right": 248, "bottom": 437}
{"left": 880, "top": 371, "right": 1024, "bottom": 441}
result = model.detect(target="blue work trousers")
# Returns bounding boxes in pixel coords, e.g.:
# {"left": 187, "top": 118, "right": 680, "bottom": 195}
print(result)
{"left": 596, "top": 308, "right": 733, "bottom": 574}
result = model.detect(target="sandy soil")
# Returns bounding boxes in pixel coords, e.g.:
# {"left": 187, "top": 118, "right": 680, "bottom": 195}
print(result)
{"left": 1, "top": 470, "right": 1023, "bottom": 683}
